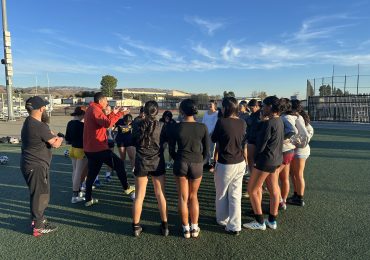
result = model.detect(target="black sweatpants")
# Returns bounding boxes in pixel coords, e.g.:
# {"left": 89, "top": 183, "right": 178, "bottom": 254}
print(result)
{"left": 21, "top": 164, "right": 50, "bottom": 228}
{"left": 85, "top": 150, "right": 129, "bottom": 201}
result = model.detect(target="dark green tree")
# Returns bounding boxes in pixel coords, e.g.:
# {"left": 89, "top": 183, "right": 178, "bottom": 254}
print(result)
{"left": 100, "top": 75, "right": 118, "bottom": 97}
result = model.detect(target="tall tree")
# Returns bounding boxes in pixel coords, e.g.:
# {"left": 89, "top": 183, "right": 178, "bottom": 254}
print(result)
{"left": 100, "top": 75, "right": 118, "bottom": 97}
{"left": 257, "top": 91, "right": 267, "bottom": 100}
{"left": 319, "top": 84, "right": 332, "bottom": 96}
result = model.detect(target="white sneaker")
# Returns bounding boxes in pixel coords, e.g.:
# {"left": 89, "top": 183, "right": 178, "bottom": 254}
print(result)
{"left": 71, "top": 196, "right": 85, "bottom": 204}
{"left": 191, "top": 227, "right": 200, "bottom": 238}
{"left": 265, "top": 219, "right": 277, "bottom": 230}
{"left": 78, "top": 191, "right": 85, "bottom": 198}
{"left": 243, "top": 221, "right": 266, "bottom": 230}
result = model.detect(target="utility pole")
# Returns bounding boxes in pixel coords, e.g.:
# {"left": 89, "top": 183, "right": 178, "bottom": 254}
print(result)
{"left": 1, "top": 0, "right": 14, "bottom": 121}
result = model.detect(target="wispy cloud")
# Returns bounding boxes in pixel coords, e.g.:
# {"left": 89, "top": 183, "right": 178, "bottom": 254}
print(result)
{"left": 185, "top": 16, "right": 224, "bottom": 36}
{"left": 116, "top": 34, "right": 183, "bottom": 62}
{"left": 290, "top": 14, "right": 356, "bottom": 42}
{"left": 220, "top": 41, "right": 241, "bottom": 61}
{"left": 192, "top": 43, "right": 216, "bottom": 60}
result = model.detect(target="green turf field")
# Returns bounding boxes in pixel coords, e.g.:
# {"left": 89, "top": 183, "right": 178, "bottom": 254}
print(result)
{"left": 0, "top": 128, "right": 369, "bottom": 259}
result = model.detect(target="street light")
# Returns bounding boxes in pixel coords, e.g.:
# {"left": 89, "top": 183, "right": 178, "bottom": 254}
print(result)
{"left": 1, "top": 0, "right": 14, "bottom": 121}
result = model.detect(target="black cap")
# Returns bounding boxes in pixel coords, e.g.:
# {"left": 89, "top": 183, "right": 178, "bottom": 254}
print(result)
{"left": 25, "top": 96, "right": 50, "bottom": 110}
{"left": 70, "top": 106, "right": 85, "bottom": 116}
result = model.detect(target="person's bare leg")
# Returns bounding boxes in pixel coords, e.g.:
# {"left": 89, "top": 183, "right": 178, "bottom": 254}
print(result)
{"left": 176, "top": 176, "right": 189, "bottom": 225}
{"left": 152, "top": 175, "right": 167, "bottom": 222}
{"left": 132, "top": 176, "right": 148, "bottom": 224}
{"left": 295, "top": 158, "right": 307, "bottom": 196}
{"left": 279, "top": 164, "right": 290, "bottom": 202}
{"left": 189, "top": 177, "right": 202, "bottom": 225}
{"left": 265, "top": 169, "right": 281, "bottom": 216}
{"left": 247, "top": 167, "right": 269, "bottom": 215}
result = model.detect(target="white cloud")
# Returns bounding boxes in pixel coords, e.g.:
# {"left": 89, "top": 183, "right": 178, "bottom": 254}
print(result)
{"left": 185, "top": 16, "right": 224, "bottom": 36}
{"left": 291, "top": 14, "right": 356, "bottom": 42}
{"left": 116, "top": 34, "right": 183, "bottom": 62}
{"left": 192, "top": 44, "right": 216, "bottom": 60}
{"left": 220, "top": 41, "right": 241, "bottom": 61}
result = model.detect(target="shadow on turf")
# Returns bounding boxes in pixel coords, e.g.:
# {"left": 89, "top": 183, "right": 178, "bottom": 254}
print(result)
{"left": 0, "top": 152, "right": 267, "bottom": 238}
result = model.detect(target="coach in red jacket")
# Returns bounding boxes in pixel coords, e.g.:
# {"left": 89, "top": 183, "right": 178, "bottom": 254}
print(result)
{"left": 83, "top": 92, "right": 135, "bottom": 206}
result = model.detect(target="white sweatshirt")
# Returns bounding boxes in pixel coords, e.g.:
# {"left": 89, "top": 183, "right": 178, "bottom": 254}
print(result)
{"left": 202, "top": 110, "right": 218, "bottom": 134}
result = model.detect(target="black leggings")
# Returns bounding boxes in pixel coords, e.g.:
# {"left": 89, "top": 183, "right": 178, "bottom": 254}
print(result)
{"left": 85, "top": 150, "right": 129, "bottom": 201}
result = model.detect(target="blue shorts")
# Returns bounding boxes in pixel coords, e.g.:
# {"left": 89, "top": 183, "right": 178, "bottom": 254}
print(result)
{"left": 294, "top": 154, "right": 309, "bottom": 159}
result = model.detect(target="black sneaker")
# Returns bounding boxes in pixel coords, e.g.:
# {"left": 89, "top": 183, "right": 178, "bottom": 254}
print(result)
{"left": 160, "top": 223, "right": 169, "bottom": 237}
{"left": 287, "top": 196, "right": 305, "bottom": 206}
{"left": 33, "top": 221, "right": 57, "bottom": 237}
{"left": 133, "top": 224, "right": 143, "bottom": 237}
{"left": 226, "top": 230, "right": 240, "bottom": 236}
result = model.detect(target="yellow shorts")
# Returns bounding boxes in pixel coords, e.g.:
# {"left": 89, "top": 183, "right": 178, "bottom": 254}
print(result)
{"left": 69, "top": 147, "right": 85, "bottom": 160}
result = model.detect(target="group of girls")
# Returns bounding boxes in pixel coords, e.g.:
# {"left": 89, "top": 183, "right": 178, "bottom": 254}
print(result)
{"left": 66, "top": 95, "right": 313, "bottom": 238}
{"left": 130, "top": 96, "right": 313, "bottom": 238}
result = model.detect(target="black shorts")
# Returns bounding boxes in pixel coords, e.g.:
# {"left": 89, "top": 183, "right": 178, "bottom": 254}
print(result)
{"left": 173, "top": 161, "right": 203, "bottom": 180}
{"left": 254, "top": 162, "right": 279, "bottom": 174}
{"left": 116, "top": 134, "right": 133, "bottom": 148}
{"left": 134, "top": 169, "right": 165, "bottom": 177}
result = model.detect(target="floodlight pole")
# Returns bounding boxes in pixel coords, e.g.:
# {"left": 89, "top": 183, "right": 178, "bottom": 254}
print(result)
{"left": 1, "top": 0, "right": 14, "bottom": 121}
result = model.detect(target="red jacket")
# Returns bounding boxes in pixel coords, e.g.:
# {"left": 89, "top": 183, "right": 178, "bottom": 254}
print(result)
{"left": 83, "top": 102, "right": 122, "bottom": 153}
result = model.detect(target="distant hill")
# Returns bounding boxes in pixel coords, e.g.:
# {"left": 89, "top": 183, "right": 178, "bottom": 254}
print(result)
{"left": 13, "top": 86, "right": 97, "bottom": 98}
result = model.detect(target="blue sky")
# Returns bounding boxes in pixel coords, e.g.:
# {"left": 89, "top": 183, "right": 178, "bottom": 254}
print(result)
{"left": 2, "top": 0, "right": 370, "bottom": 97}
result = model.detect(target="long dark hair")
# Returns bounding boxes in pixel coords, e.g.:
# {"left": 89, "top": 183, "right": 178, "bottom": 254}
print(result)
{"left": 279, "top": 98, "right": 294, "bottom": 115}
{"left": 222, "top": 97, "right": 238, "bottom": 118}
{"left": 138, "top": 101, "right": 159, "bottom": 147}
{"left": 263, "top": 96, "right": 281, "bottom": 114}
{"left": 291, "top": 99, "right": 310, "bottom": 126}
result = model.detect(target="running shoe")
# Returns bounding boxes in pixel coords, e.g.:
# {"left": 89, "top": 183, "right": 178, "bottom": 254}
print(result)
{"left": 225, "top": 227, "right": 240, "bottom": 236}
{"left": 160, "top": 223, "right": 169, "bottom": 237}
{"left": 191, "top": 227, "right": 200, "bottom": 238}
{"left": 183, "top": 229, "right": 191, "bottom": 239}
{"left": 105, "top": 173, "right": 112, "bottom": 182}
{"left": 94, "top": 179, "right": 102, "bottom": 188}
{"left": 243, "top": 221, "right": 266, "bottom": 230}
{"left": 287, "top": 196, "right": 305, "bottom": 206}
{"left": 33, "top": 221, "right": 57, "bottom": 237}
{"left": 71, "top": 196, "right": 85, "bottom": 204}
{"left": 265, "top": 219, "right": 277, "bottom": 230}
{"left": 123, "top": 185, "right": 135, "bottom": 195}
{"left": 85, "top": 198, "right": 99, "bottom": 207}
{"left": 130, "top": 192, "right": 136, "bottom": 201}
{"left": 133, "top": 225, "right": 143, "bottom": 237}
{"left": 279, "top": 202, "right": 287, "bottom": 210}
{"left": 242, "top": 191, "right": 250, "bottom": 198}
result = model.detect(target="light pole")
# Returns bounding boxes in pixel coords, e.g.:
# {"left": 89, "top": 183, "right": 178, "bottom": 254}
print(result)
{"left": 1, "top": 0, "right": 14, "bottom": 121}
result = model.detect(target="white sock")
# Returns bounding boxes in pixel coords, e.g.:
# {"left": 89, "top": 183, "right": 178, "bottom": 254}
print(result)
{"left": 182, "top": 224, "right": 190, "bottom": 232}
{"left": 191, "top": 223, "right": 198, "bottom": 231}
{"left": 105, "top": 172, "right": 111, "bottom": 177}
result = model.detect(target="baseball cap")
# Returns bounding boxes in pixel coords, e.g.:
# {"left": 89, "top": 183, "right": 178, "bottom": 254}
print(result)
{"left": 25, "top": 96, "right": 50, "bottom": 110}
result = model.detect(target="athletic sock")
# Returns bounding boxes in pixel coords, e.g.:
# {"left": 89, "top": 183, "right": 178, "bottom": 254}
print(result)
{"left": 132, "top": 223, "right": 141, "bottom": 230}
{"left": 73, "top": 191, "right": 79, "bottom": 197}
{"left": 294, "top": 192, "right": 298, "bottom": 197}
{"left": 182, "top": 224, "right": 190, "bottom": 232}
{"left": 161, "top": 221, "right": 168, "bottom": 229}
{"left": 191, "top": 223, "right": 199, "bottom": 231}
{"left": 268, "top": 214, "right": 277, "bottom": 223}
{"left": 254, "top": 214, "right": 264, "bottom": 225}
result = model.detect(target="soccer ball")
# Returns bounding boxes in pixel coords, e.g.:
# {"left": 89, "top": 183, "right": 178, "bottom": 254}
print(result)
{"left": 9, "top": 137, "right": 20, "bottom": 144}
{"left": 0, "top": 155, "right": 9, "bottom": 165}
{"left": 64, "top": 149, "right": 69, "bottom": 157}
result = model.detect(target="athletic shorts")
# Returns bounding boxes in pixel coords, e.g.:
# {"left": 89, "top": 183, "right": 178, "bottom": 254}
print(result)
{"left": 173, "top": 161, "right": 203, "bottom": 180}
{"left": 295, "top": 154, "right": 309, "bottom": 159}
{"left": 116, "top": 134, "right": 133, "bottom": 148}
{"left": 69, "top": 147, "right": 85, "bottom": 160}
{"left": 254, "top": 162, "right": 279, "bottom": 174}
{"left": 282, "top": 150, "right": 295, "bottom": 165}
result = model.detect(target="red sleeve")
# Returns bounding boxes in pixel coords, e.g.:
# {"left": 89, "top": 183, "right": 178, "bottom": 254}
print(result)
{"left": 93, "top": 107, "right": 120, "bottom": 128}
